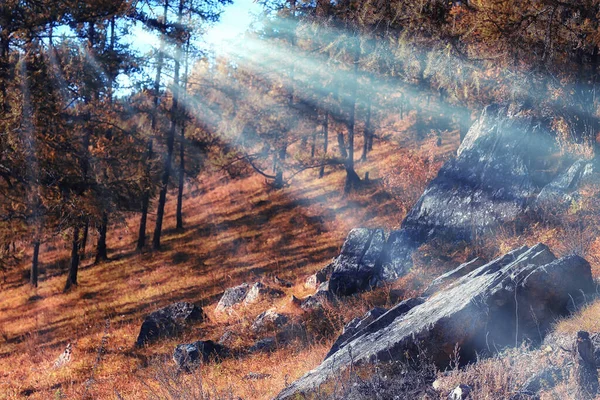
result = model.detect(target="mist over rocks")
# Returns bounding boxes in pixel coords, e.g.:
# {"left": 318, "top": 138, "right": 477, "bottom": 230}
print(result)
{"left": 326, "top": 104, "right": 600, "bottom": 296}
{"left": 275, "top": 244, "right": 595, "bottom": 399}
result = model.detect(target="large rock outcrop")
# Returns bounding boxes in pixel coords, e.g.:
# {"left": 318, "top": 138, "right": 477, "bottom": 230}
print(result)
{"left": 327, "top": 105, "right": 559, "bottom": 295}
{"left": 389, "top": 105, "right": 551, "bottom": 275}
{"left": 276, "top": 244, "right": 594, "bottom": 399}
{"left": 135, "top": 302, "right": 205, "bottom": 347}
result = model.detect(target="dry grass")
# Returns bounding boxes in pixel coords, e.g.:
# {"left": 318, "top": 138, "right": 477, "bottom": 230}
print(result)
{"left": 0, "top": 117, "right": 459, "bottom": 399}
{"left": 434, "top": 344, "right": 564, "bottom": 399}
{"left": 3, "top": 111, "right": 600, "bottom": 400}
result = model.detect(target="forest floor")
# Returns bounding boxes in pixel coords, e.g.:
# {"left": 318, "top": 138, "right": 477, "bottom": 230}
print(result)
{"left": 3, "top": 109, "right": 600, "bottom": 399}
{"left": 0, "top": 111, "right": 463, "bottom": 399}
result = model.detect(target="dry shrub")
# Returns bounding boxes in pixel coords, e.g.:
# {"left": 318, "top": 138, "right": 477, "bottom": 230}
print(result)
{"left": 391, "top": 242, "right": 465, "bottom": 298}
{"left": 587, "top": 238, "right": 600, "bottom": 278}
{"left": 303, "top": 344, "right": 438, "bottom": 400}
{"left": 301, "top": 303, "right": 345, "bottom": 344}
{"left": 554, "top": 300, "right": 600, "bottom": 335}
{"left": 138, "top": 355, "right": 239, "bottom": 400}
{"left": 551, "top": 117, "right": 596, "bottom": 159}
{"left": 380, "top": 139, "right": 447, "bottom": 213}
{"left": 435, "top": 344, "right": 561, "bottom": 399}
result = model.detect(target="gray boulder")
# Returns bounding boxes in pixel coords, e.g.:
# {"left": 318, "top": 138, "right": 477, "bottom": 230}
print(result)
{"left": 173, "top": 340, "right": 228, "bottom": 371}
{"left": 328, "top": 228, "right": 386, "bottom": 296}
{"left": 382, "top": 104, "right": 553, "bottom": 279}
{"left": 305, "top": 271, "right": 327, "bottom": 290}
{"left": 276, "top": 244, "right": 594, "bottom": 399}
{"left": 305, "top": 262, "right": 334, "bottom": 290}
{"left": 448, "top": 384, "right": 472, "bottom": 400}
{"left": 135, "top": 302, "right": 204, "bottom": 347}
{"left": 327, "top": 105, "right": 557, "bottom": 293}
{"left": 215, "top": 283, "right": 250, "bottom": 312}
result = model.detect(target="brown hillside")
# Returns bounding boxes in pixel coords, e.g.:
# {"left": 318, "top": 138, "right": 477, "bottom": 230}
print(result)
{"left": 0, "top": 118, "right": 459, "bottom": 399}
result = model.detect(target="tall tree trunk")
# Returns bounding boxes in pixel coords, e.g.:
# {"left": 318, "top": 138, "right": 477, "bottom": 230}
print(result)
{"left": 319, "top": 112, "right": 329, "bottom": 178}
{"left": 137, "top": 141, "right": 152, "bottom": 250}
{"left": 415, "top": 53, "right": 429, "bottom": 141}
{"left": 30, "top": 239, "right": 40, "bottom": 288}
{"left": 95, "top": 212, "right": 108, "bottom": 263}
{"left": 337, "top": 132, "right": 348, "bottom": 159}
{"left": 176, "top": 126, "right": 185, "bottom": 232}
{"left": 274, "top": 146, "right": 287, "bottom": 188}
{"left": 274, "top": 0, "right": 296, "bottom": 189}
{"left": 153, "top": 0, "right": 184, "bottom": 250}
{"left": 361, "top": 101, "right": 372, "bottom": 161}
{"left": 64, "top": 226, "right": 80, "bottom": 292}
{"left": 344, "top": 48, "right": 361, "bottom": 194}
{"left": 78, "top": 22, "right": 95, "bottom": 262}
{"left": 0, "top": 33, "right": 9, "bottom": 114}
{"left": 96, "top": 17, "right": 115, "bottom": 261}
{"left": 176, "top": 35, "right": 191, "bottom": 232}
{"left": 21, "top": 42, "right": 42, "bottom": 288}
{"left": 310, "top": 131, "right": 317, "bottom": 158}
{"left": 79, "top": 221, "right": 88, "bottom": 260}
{"left": 138, "top": 0, "right": 168, "bottom": 251}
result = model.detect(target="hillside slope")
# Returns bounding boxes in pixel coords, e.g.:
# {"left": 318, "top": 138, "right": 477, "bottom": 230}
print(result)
{"left": 0, "top": 117, "right": 460, "bottom": 399}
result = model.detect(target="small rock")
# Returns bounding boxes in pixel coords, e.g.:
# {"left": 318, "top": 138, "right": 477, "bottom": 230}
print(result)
{"left": 300, "top": 296, "right": 322, "bottom": 311}
{"left": 244, "top": 372, "right": 272, "bottom": 380}
{"left": 290, "top": 295, "right": 302, "bottom": 306}
{"left": 251, "top": 309, "right": 289, "bottom": 334}
{"left": 273, "top": 276, "right": 293, "bottom": 288}
{"left": 244, "top": 282, "right": 284, "bottom": 305}
{"left": 136, "top": 302, "right": 204, "bottom": 347}
{"left": 448, "top": 384, "right": 471, "bottom": 400}
{"left": 215, "top": 283, "right": 250, "bottom": 312}
{"left": 218, "top": 330, "right": 237, "bottom": 347}
{"left": 53, "top": 343, "right": 72, "bottom": 368}
{"left": 304, "top": 271, "right": 327, "bottom": 290}
{"left": 249, "top": 337, "right": 276, "bottom": 353}
{"left": 173, "top": 340, "right": 228, "bottom": 372}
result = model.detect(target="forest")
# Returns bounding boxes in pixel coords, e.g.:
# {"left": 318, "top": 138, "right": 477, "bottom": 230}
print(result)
{"left": 2, "top": 0, "right": 600, "bottom": 399}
